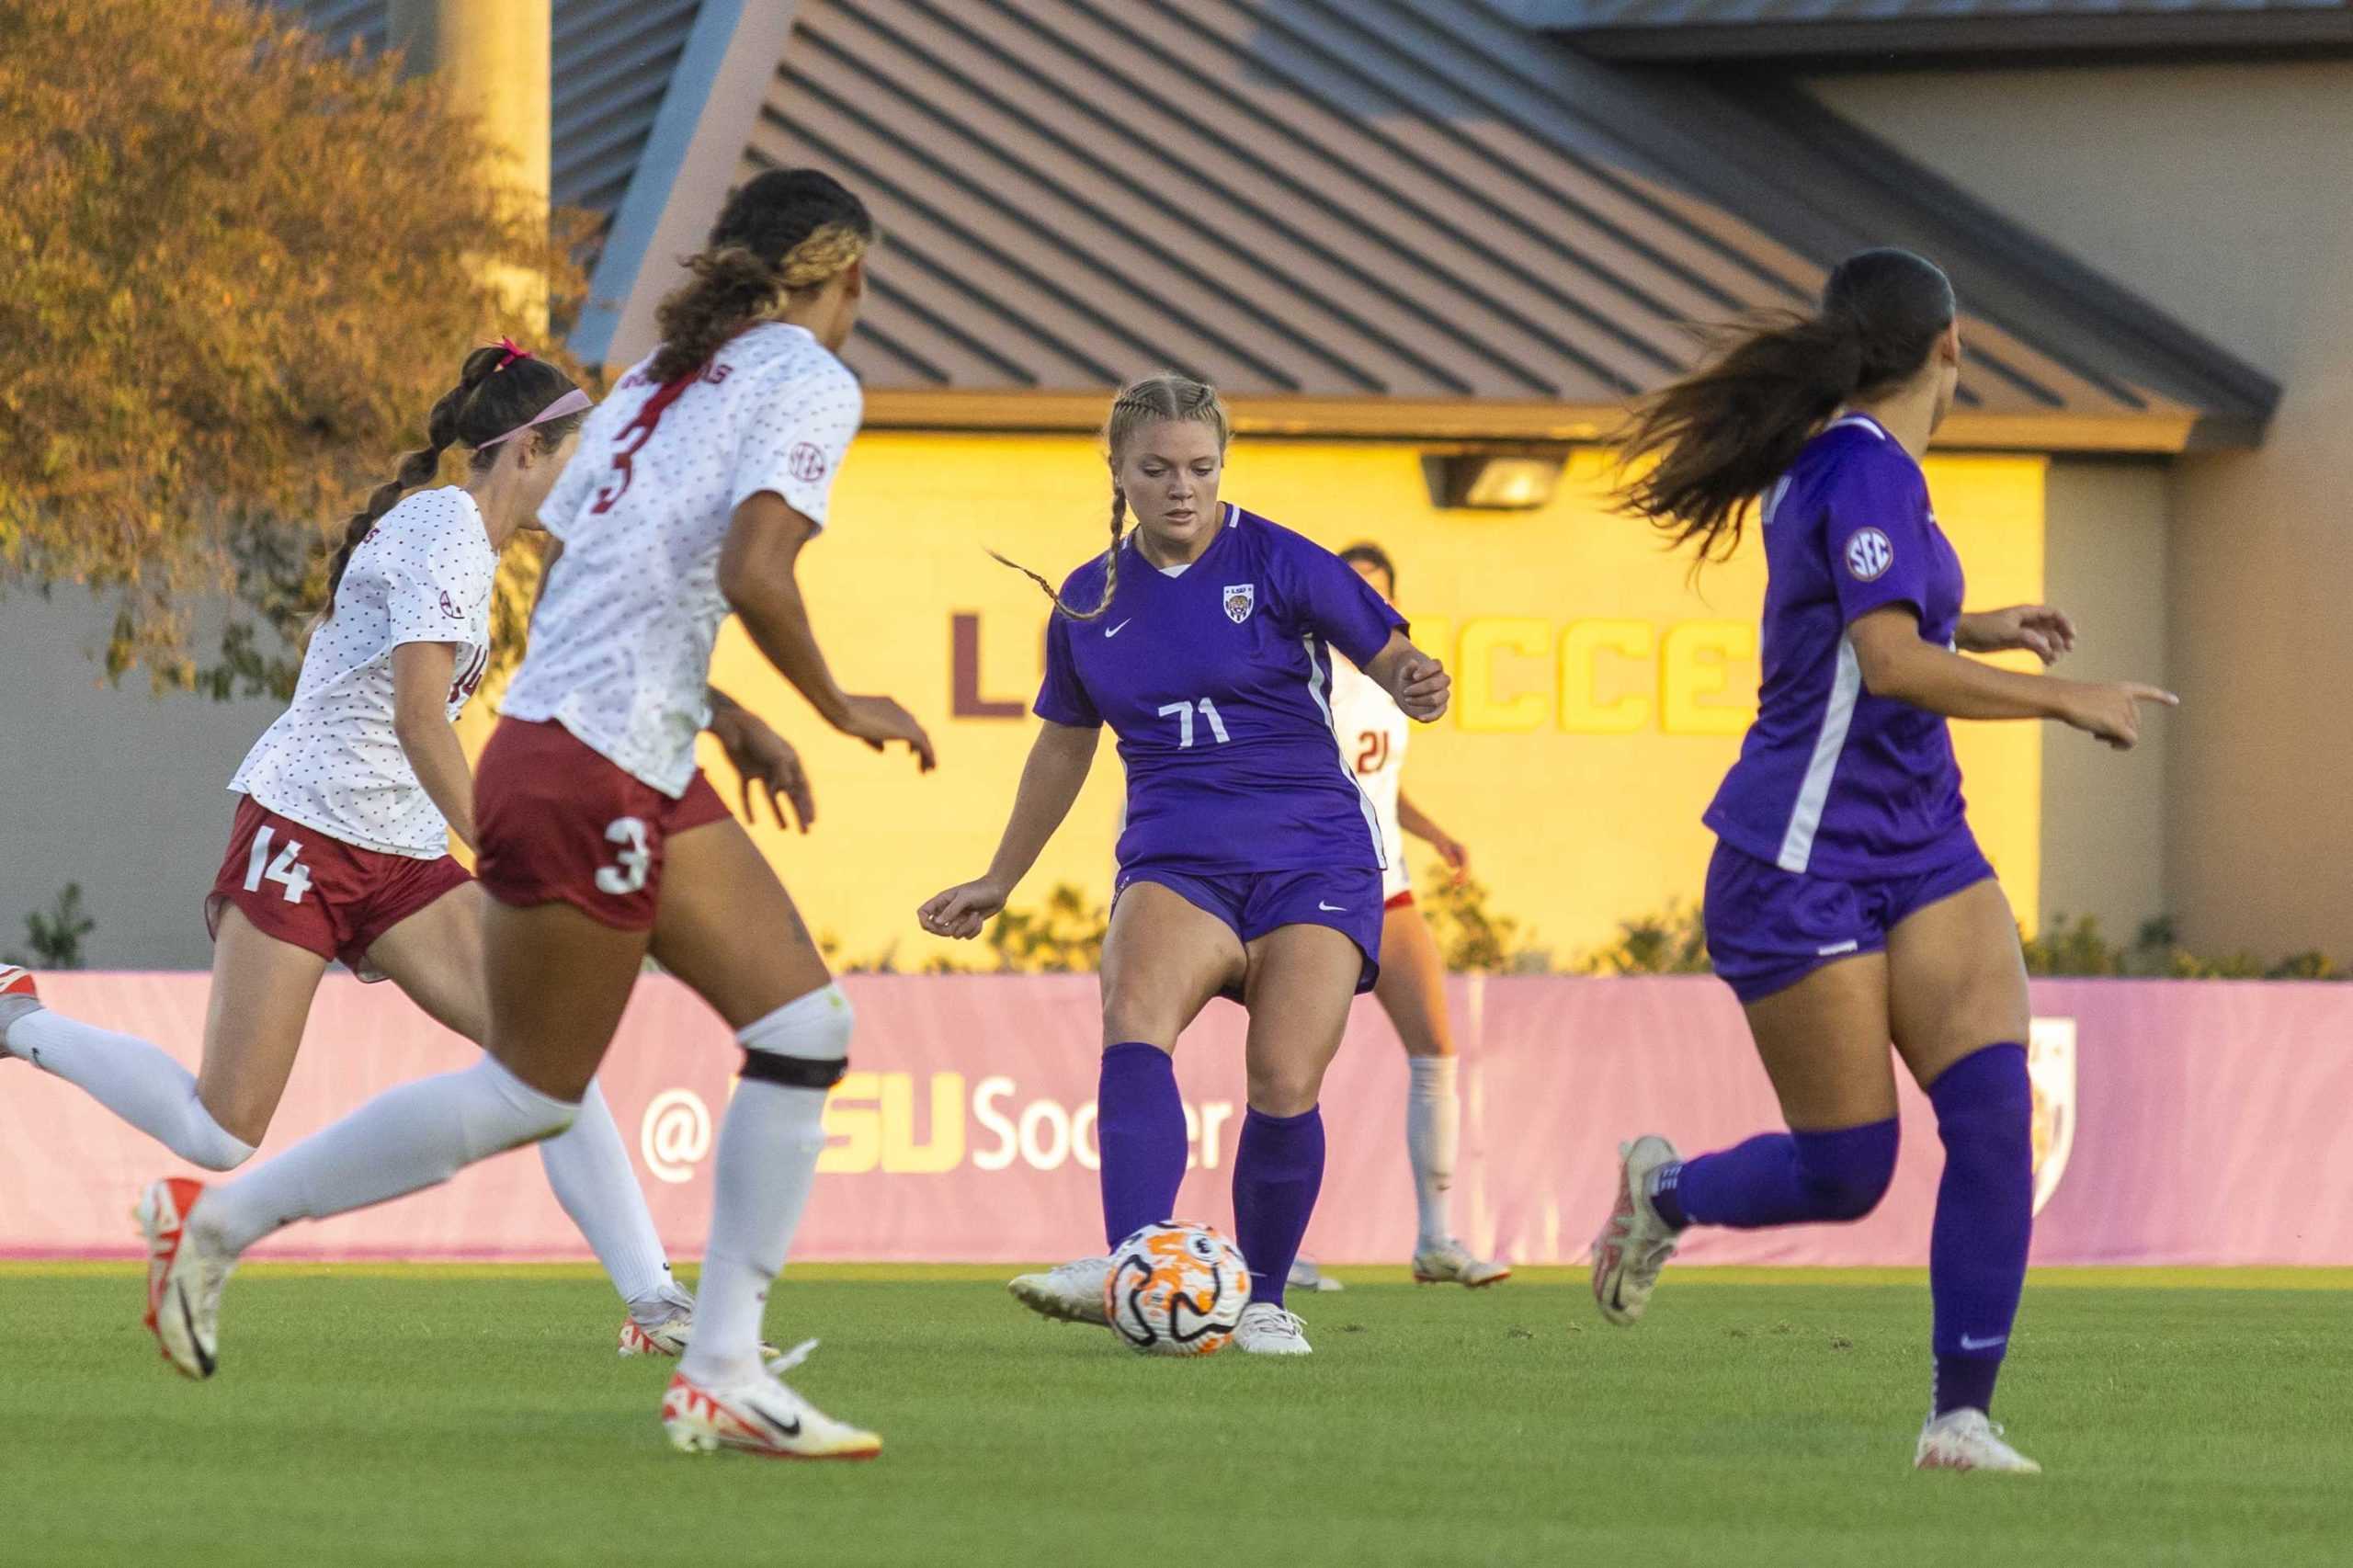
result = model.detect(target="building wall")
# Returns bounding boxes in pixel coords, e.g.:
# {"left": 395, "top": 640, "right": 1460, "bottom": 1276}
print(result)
{"left": 2039, "top": 459, "right": 2172, "bottom": 937}
{"left": 1813, "top": 61, "right": 2353, "bottom": 957}
{"left": 0, "top": 595, "right": 278, "bottom": 969}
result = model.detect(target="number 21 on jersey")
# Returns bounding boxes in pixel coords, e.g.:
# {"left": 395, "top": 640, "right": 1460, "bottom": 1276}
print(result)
{"left": 1157, "top": 698, "right": 1230, "bottom": 749}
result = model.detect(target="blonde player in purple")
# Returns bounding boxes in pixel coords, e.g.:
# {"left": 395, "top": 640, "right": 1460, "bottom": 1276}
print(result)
{"left": 1592, "top": 249, "right": 2173, "bottom": 1472}
{"left": 919, "top": 374, "right": 1450, "bottom": 1355}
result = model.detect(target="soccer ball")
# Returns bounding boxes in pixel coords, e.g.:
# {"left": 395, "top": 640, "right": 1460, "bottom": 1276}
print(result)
{"left": 1103, "top": 1221, "right": 1252, "bottom": 1357}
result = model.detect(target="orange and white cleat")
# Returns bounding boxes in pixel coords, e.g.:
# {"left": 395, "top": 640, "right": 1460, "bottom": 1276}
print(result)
{"left": 0, "top": 964, "right": 40, "bottom": 1058}
{"left": 1591, "top": 1135, "right": 1682, "bottom": 1327}
{"left": 661, "top": 1341, "right": 881, "bottom": 1460}
{"left": 136, "top": 1176, "right": 236, "bottom": 1380}
{"left": 620, "top": 1301, "right": 784, "bottom": 1364}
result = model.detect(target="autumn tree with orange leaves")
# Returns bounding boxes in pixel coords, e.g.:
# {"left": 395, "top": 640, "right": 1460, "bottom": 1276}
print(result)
{"left": 0, "top": 0, "right": 588, "bottom": 699}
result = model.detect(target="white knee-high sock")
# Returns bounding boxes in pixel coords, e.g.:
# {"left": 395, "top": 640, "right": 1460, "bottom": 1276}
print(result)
{"left": 1407, "top": 1054, "right": 1460, "bottom": 1252}
{"left": 195, "top": 1057, "right": 577, "bottom": 1256}
{"left": 678, "top": 984, "right": 851, "bottom": 1385}
{"left": 6, "top": 1008, "right": 255, "bottom": 1170}
{"left": 539, "top": 1080, "right": 677, "bottom": 1312}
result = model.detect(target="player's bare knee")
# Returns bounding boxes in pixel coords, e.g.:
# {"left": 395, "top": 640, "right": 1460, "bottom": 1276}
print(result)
{"left": 1245, "top": 1063, "right": 1324, "bottom": 1118}
{"left": 738, "top": 983, "right": 854, "bottom": 1094}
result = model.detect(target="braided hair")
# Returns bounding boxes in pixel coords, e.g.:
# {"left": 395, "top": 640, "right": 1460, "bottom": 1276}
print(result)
{"left": 993, "top": 373, "right": 1233, "bottom": 620}
{"left": 646, "top": 168, "right": 875, "bottom": 385}
{"left": 324, "top": 345, "right": 585, "bottom": 618}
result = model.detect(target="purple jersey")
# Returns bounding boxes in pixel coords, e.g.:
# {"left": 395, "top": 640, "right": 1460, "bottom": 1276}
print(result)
{"left": 1034, "top": 505, "right": 1404, "bottom": 875}
{"left": 1703, "top": 414, "right": 1971, "bottom": 878}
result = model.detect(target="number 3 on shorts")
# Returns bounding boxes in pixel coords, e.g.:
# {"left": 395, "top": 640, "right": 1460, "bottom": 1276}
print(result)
{"left": 242, "top": 824, "right": 313, "bottom": 904}
{"left": 596, "top": 816, "right": 652, "bottom": 896}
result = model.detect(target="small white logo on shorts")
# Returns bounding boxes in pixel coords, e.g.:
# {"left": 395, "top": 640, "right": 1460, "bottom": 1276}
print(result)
{"left": 1845, "top": 528, "right": 1894, "bottom": 582}
{"left": 1318, "top": 901, "right": 1347, "bottom": 913}
{"left": 1815, "top": 939, "right": 1861, "bottom": 958}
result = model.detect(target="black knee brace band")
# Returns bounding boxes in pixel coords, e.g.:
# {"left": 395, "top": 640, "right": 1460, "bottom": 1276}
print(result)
{"left": 740, "top": 1051, "right": 848, "bottom": 1090}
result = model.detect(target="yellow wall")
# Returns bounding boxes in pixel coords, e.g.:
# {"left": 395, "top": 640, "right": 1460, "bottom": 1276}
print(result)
{"left": 540, "top": 434, "right": 2045, "bottom": 966}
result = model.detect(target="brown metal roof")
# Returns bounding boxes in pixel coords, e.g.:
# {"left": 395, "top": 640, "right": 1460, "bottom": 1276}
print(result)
{"left": 726, "top": 0, "right": 2272, "bottom": 450}
{"left": 1524, "top": 0, "right": 2353, "bottom": 63}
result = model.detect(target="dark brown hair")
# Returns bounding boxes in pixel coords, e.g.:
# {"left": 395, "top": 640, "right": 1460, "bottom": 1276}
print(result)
{"left": 994, "top": 372, "right": 1233, "bottom": 621}
{"left": 647, "top": 168, "right": 874, "bottom": 385}
{"left": 1339, "top": 541, "right": 1396, "bottom": 594}
{"left": 1619, "top": 248, "right": 1957, "bottom": 562}
{"left": 324, "top": 346, "right": 584, "bottom": 617}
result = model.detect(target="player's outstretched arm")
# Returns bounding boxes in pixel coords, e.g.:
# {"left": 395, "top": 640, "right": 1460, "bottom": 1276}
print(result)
{"left": 1847, "top": 606, "right": 2175, "bottom": 749}
{"left": 1397, "top": 792, "right": 1468, "bottom": 882}
{"left": 718, "top": 491, "right": 936, "bottom": 771}
{"left": 390, "top": 640, "right": 478, "bottom": 850}
{"left": 918, "top": 721, "right": 1100, "bottom": 940}
{"left": 1363, "top": 631, "right": 1450, "bottom": 723}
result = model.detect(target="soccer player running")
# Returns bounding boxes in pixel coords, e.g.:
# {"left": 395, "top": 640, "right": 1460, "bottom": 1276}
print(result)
{"left": 132, "top": 170, "right": 934, "bottom": 1460}
{"left": 0, "top": 342, "right": 709, "bottom": 1352}
{"left": 1588, "top": 249, "right": 2174, "bottom": 1472}
{"left": 1314, "top": 542, "right": 1506, "bottom": 1290}
{"left": 918, "top": 375, "right": 1450, "bottom": 1355}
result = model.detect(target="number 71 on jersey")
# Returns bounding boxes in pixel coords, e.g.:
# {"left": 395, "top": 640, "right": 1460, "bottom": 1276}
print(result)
{"left": 1157, "top": 699, "right": 1230, "bottom": 748}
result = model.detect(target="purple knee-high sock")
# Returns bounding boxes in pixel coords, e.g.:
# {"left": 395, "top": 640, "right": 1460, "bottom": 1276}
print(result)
{"left": 1927, "top": 1043, "right": 2032, "bottom": 1417}
{"left": 1654, "top": 1119, "right": 1900, "bottom": 1231}
{"left": 1096, "top": 1042, "right": 1188, "bottom": 1249}
{"left": 1233, "top": 1106, "right": 1325, "bottom": 1310}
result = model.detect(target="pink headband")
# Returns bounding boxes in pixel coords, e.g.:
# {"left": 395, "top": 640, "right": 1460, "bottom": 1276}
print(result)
{"left": 476, "top": 386, "right": 593, "bottom": 449}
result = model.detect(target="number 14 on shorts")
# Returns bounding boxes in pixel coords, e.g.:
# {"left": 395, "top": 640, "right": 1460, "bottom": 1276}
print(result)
{"left": 242, "top": 824, "right": 313, "bottom": 903}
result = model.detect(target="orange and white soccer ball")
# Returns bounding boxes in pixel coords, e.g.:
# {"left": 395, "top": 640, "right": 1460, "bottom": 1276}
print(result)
{"left": 1104, "top": 1221, "right": 1252, "bottom": 1357}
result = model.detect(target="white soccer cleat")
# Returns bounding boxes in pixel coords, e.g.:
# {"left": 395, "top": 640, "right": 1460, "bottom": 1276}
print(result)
{"left": 661, "top": 1341, "right": 881, "bottom": 1460}
{"left": 0, "top": 964, "right": 40, "bottom": 1057}
{"left": 1591, "top": 1134, "right": 1682, "bottom": 1327}
{"left": 1008, "top": 1256, "right": 1112, "bottom": 1326}
{"left": 1233, "top": 1301, "right": 1312, "bottom": 1356}
{"left": 1915, "top": 1409, "right": 2043, "bottom": 1474}
{"left": 1413, "top": 1238, "right": 1513, "bottom": 1288}
{"left": 137, "top": 1176, "right": 237, "bottom": 1380}
{"left": 1286, "top": 1256, "right": 1345, "bottom": 1293}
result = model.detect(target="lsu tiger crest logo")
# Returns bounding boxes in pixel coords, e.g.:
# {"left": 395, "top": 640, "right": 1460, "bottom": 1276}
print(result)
{"left": 1222, "top": 584, "right": 1255, "bottom": 624}
{"left": 2026, "top": 1017, "right": 2077, "bottom": 1217}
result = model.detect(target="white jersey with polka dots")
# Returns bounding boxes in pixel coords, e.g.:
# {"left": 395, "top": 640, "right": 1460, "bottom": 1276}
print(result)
{"left": 1329, "top": 653, "right": 1410, "bottom": 899}
{"left": 228, "top": 487, "right": 494, "bottom": 858}
{"left": 504, "top": 322, "right": 861, "bottom": 797}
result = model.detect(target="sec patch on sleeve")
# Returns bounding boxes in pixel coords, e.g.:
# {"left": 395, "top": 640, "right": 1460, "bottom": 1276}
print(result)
{"left": 1844, "top": 527, "right": 1894, "bottom": 583}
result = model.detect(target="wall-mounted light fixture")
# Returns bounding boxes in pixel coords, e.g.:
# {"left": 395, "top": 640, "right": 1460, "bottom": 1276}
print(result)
{"left": 1422, "top": 445, "right": 1572, "bottom": 511}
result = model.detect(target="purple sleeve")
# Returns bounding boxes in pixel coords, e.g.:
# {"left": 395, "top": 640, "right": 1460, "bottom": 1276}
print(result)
{"left": 1031, "top": 608, "right": 1101, "bottom": 728}
{"left": 1279, "top": 536, "right": 1406, "bottom": 666}
{"left": 1824, "top": 448, "right": 1936, "bottom": 627}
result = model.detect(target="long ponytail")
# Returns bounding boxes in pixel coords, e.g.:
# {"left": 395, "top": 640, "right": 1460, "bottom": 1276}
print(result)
{"left": 1620, "top": 248, "right": 1956, "bottom": 562}
{"left": 647, "top": 169, "right": 874, "bottom": 386}
{"left": 323, "top": 342, "right": 585, "bottom": 618}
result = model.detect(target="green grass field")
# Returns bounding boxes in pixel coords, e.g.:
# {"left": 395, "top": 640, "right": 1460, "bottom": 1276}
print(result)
{"left": 3, "top": 1264, "right": 2346, "bottom": 1567}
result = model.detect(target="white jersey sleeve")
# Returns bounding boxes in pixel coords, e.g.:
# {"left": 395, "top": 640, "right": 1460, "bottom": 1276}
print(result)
{"left": 1327, "top": 652, "right": 1410, "bottom": 900}
{"left": 381, "top": 497, "right": 494, "bottom": 648}
{"left": 729, "top": 356, "right": 862, "bottom": 527}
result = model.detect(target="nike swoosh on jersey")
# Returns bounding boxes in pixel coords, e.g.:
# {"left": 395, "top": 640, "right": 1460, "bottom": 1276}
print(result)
{"left": 1317, "top": 902, "right": 1347, "bottom": 912}
{"left": 1105, "top": 619, "right": 1132, "bottom": 637}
